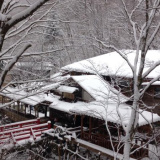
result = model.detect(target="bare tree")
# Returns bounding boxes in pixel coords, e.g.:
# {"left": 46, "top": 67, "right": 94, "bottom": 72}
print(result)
{"left": 91, "top": 0, "right": 160, "bottom": 159}
{"left": 43, "top": 0, "right": 137, "bottom": 69}
{"left": 0, "top": 0, "right": 56, "bottom": 89}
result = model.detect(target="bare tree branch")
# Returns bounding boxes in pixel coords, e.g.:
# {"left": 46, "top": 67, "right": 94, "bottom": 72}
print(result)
{"left": 5, "top": 0, "right": 50, "bottom": 31}
{"left": 0, "top": 43, "right": 31, "bottom": 88}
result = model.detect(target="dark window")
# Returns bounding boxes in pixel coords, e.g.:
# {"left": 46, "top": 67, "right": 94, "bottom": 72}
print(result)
{"left": 103, "top": 76, "right": 111, "bottom": 82}
{"left": 154, "top": 87, "right": 160, "bottom": 98}
{"left": 119, "top": 81, "right": 129, "bottom": 88}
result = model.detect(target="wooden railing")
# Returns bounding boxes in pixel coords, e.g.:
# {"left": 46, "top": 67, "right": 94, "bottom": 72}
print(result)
{"left": 82, "top": 131, "right": 148, "bottom": 159}
{"left": 0, "top": 118, "right": 40, "bottom": 132}
{"left": 0, "top": 121, "right": 51, "bottom": 144}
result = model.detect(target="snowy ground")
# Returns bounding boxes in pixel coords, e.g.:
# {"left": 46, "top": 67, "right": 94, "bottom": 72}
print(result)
{"left": 6, "top": 152, "right": 29, "bottom": 160}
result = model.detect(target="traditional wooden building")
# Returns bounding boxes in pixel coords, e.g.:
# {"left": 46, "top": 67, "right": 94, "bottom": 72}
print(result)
{"left": 47, "top": 74, "right": 160, "bottom": 159}
{"left": 0, "top": 86, "right": 54, "bottom": 122}
{"left": 61, "top": 50, "right": 160, "bottom": 115}
{"left": 1, "top": 50, "right": 160, "bottom": 159}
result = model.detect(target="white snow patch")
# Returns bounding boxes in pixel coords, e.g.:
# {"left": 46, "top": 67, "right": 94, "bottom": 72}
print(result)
{"left": 70, "top": 101, "right": 160, "bottom": 127}
{"left": 57, "top": 85, "right": 79, "bottom": 93}
{"left": 142, "top": 81, "right": 160, "bottom": 86}
{"left": 0, "top": 87, "right": 55, "bottom": 106}
{"left": 72, "top": 75, "right": 128, "bottom": 103}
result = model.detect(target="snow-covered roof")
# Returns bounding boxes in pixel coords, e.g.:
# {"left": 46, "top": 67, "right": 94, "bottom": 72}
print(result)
{"left": 0, "top": 87, "right": 54, "bottom": 106}
{"left": 70, "top": 101, "right": 160, "bottom": 127}
{"left": 57, "top": 85, "right": 79, "bottom": 93}
{"left": 49, "top": 95, "right": 84, "bottom": 113}
{"left": 72, "top": 75, "right": 128, "bottom": 103}
{"left": 142, "top": 81, "right": 160, "bottom": 86}
{"left": 41, "top": 83, "right": 60, "bottom": 91}
{"left": 50, "top": 72, "right": 70, "bottom": 82}
{"left": 62, "top": 50, "right": 160, "bottom": 78}
{"left": 49, "top": 94, "right": 160, "bottom": 127}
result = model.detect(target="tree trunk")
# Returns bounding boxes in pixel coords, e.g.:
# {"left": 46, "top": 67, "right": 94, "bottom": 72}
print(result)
{"left": 123, "top": 84, "right": 139, "bottom": 159}
{"left": 0, "top": 29, "right": 5, "bottom": 52}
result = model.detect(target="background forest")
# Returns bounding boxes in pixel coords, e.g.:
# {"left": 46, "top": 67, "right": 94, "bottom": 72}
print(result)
{"left": 10, "top": 0, "right": 160, "bottom": 82}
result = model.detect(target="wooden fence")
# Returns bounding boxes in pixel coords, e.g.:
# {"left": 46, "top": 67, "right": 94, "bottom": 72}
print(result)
{"left": 82, "top": 131, "right": 148, "bottom": 159}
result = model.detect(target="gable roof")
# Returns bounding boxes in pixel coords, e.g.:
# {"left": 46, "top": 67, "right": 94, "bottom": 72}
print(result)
{"left": 62, "top": 50, "right": 160, "bottom": 78}
{"left": 71, "top": 75, "right": 128, "bottom": 103}
{"left": 49, "top": 95, "right": 84, "bottom": 113}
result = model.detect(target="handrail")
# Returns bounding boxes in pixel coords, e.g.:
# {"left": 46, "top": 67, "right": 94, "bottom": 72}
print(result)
{"left": 0, "top": 118, "right": 40, "bottom": 132}
{"left": 82, "top": 131, "right": 148, "bottom": 159}
{"left": 0, "top": 121, "right": 51, "bottom": 144}
{"left": 0, "top": 122, "right": 50, "bottom": 135}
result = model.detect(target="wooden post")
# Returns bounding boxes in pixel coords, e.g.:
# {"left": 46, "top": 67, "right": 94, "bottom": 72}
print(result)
{"left": 37, "top": 118, "right": 40, "bottom": 124}
{"left": 118, "top": 127, "right": 120, "bottom": 141}
{"left": 48, "top": 121, "right": 51, "bottom": 129}
{"left": 3, "top": 96, "right": 5, "bottom": 104}
{"left": 2, "top": 96, "right": 4, "bottom": 104}
{"left": 3, "top": 97, "right": 5, "bottom": 104}
{"left": 63, "top": 140, "right": 68, "bottom": 160}
{"left": 76, "top": 143, "right": 79, "bottom": 152}
{"left": 89, "top": 116, "right": 92, "bottom": 141}
{"left": 25, "top": 104, "right": 27, "bottom": 115}
{"left": 22, "top": 103, "right": 23, "bottom": 113}
{"left": 17, "top": 101, "right": 20, "bottom": 113}
{"left": 37, "top": 106, "right": 39, "bottom": 118}
{"left": 63, "top": 148, "right": 66, "bottom": 160}
{"left": 135, "top": 139, "right": 137, "bottom": 144}
{"left": 29, "top": 105, "right": 31, "bottom": 115}
{"left": 81, "top": 116, "right": 84, "bottom": 139}
{"left": 14, "top": 102, "right": 15, "bottom": 110}
{"left": 86, "top": 149, "right": 89, "bottom": 159}
{"left": 98, "top": 152, "right": 101, "bottom": 160}
{"left": 58, "top": 145, "right": 61, "bottom": 160}
{"left": 19, "top": 102, "right": 21, "bottom": 112}
{"left": 35, "top": 106, "right": 37, "bottom": 117}
{"left": 49, "top": 107, "right": 51, "bottom": 118}
{"left": 45, "top": 105, "right": 47, "bottom": 117}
